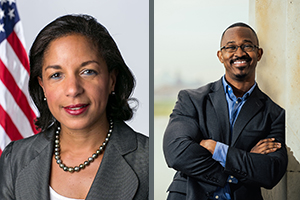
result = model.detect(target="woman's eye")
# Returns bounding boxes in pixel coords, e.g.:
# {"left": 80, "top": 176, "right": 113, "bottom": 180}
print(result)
{"left": 82, "top": 69, "right": 98, "bottom": 75}
{"left": 50, "top": 73, "right": 61, "bottom": 79}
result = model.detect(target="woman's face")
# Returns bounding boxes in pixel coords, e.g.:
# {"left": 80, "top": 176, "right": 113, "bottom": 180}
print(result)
{"left": 38, "top": 34, "right": 116, "bottom": 131}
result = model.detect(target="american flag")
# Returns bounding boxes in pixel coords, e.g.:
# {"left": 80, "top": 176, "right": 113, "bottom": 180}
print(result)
{"left": 0, "top": 0, "right": 38, "bottom": 155}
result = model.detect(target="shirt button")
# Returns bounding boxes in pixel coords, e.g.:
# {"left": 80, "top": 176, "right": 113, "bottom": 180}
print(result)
{"left": 228, "top": 88, "right": 231, "bottom": 91}
{"left": 236, "top": 101, "right": 238, "bottom": 104}
{"left": 230, "top": 176, "right": 234, "bottom": 178}
{"left": 229, "top": 179, "right": 232, "bottom": 183}
{"left": 215, "top": 195, "right": 219, "bottom": 199}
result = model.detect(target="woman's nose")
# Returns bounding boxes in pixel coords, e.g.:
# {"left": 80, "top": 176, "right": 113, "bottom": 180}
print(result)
{"left": 64, "top": 76, "right": 84, "bottom": 97}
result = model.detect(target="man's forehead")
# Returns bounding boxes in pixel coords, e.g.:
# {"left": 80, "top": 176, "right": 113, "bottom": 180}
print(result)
{"left": 221, "top": 26, "right": 257, "bottom": 45}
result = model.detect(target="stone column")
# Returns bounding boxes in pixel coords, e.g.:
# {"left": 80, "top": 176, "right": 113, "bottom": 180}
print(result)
{"left": 249, "top": 0, "right": 300, "bottom": 199}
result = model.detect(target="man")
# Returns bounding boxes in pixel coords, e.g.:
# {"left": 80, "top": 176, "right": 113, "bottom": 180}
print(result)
{"left": 163, "top": 23, "right": 287, "bottom": 200}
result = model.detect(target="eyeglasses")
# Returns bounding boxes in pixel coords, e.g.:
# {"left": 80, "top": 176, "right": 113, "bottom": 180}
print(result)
{"left": 220, "top": 44, "right": 259, "bottom": 53}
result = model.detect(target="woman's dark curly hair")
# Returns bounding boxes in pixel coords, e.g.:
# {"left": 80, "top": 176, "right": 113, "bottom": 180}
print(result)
{"left": 28, "top": 14, "right": 136, "bottom": 131}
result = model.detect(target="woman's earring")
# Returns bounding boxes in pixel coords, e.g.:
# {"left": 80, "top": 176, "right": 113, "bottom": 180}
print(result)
{"left": 44, "top": 97, "right": 47, "bottom": 101}
{"left": 111, "top": 91, "right": 115, "bottom": 95}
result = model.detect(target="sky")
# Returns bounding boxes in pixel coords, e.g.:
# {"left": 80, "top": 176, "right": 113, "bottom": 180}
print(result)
{"left": 155, "top": 0, "right": 250, "bottom": 89}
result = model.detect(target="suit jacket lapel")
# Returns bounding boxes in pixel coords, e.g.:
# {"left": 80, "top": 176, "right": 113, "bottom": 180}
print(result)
{"left": 86, "top": 121, "right": 139, "bottom": 200}
{"left": 231, "top": 86, "right": 264, "bottom": 146}
{"left": 14, "top": 121, "right": 139, "bottom": 200}
{"left": 208, "top": 79, "right": 231, "bottom": 144}
{"left": 15, "top": 129, "right": 54, "bottom": 200}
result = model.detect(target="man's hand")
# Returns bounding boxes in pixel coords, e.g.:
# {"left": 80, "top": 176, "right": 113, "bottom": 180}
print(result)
{"left": 200, "top": 139, "right": 217, "bottom": 154}
{"left": 250, "top": 138, "right": 281, "bottom": 154}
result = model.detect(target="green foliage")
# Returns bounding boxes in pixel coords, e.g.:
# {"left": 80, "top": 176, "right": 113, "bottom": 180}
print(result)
{"left": 154, "top": 100, "right": 175, "bottom": 116}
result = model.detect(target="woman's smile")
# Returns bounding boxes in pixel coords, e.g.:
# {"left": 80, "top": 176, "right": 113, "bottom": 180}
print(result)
{"left": 39, "top": 34, "right": 116, "bottom": 131}
{"left": 63, "top": 104, "right": 90, "bottom": 115}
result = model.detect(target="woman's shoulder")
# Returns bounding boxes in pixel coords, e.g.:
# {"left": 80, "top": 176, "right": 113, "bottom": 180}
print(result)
{"left": 112, "top": 120, "right": 148, "bottom": 197}
{"left": 1, "top": 128, "right": 54, "bottom": 168}
{"left": 113, "top": 120, "right": 148, "bottom": 150}
{"left": 3, "top": 132, "right": 47, "bottom": 153}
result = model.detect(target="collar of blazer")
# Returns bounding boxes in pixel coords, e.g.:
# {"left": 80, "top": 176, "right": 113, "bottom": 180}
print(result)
{"left": 208, "top": 78, "right": 266, "bottom": 146}
{"left": 15, "top": 120, "right": 139, "bottom": 200}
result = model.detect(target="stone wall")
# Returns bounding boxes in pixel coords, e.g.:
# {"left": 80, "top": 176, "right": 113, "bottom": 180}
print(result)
{"left": 249, "top": 0, "right": 300, "bottom": 199}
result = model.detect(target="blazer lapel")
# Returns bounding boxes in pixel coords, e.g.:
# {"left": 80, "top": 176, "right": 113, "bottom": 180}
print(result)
{"left": 208, "top": 79, "right": 231, "bottom": 144}
{"left": 15, "top": 129, "right": 54, "bottom": 200}
{"left": 231, "top": 86, "right": 264, "bottom": 146}
{"left": 86, "top": 121, "right": 139, "bottom": 200}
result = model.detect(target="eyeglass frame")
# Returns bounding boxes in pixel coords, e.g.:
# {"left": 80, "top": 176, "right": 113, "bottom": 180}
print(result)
{"left": 220, "top": 44, "right": 259, "bottom": 53}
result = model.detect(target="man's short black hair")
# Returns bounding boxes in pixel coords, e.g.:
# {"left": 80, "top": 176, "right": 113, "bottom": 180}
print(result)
{"left": 220, "top": 22, "right": 259, "bottom": 46}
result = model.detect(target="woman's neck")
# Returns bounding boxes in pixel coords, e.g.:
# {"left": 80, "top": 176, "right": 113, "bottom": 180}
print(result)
{"left": 58, "top": 119, "right": 109, "bottom": 154}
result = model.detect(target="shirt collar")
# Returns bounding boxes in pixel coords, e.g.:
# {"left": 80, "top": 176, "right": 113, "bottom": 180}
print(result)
{"left": 222, "top": 75, "right": 256, "bottom": 101}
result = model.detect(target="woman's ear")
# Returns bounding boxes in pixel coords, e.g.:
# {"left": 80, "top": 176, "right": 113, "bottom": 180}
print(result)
{"left": 109, "top": 69, "right": 118, "bottom": 93}
{"left": 38, "top": 77, "right": 46, "bottom": 97}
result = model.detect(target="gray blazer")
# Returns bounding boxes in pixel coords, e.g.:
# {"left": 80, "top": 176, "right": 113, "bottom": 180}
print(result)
{"left": 0, "top": 120, "right": 148, "bottom": 200}
{"left": 163, "top": 78, "right": 287, "bottom": 200}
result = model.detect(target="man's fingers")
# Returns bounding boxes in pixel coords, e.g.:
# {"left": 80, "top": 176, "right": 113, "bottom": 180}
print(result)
{"left": 263, "top": 142, "right": 281, "bottom": 150}
{"left": 263, "top": 147, "right": 278, "bottom": 154}
{"left": 260, "top": 143, "right": 281, "bottom": 154}
{"left": 277, "top": 143, "right": 281, "bottom": 148}
{"left": 251, "top": 139, "right": 282, "bottom": 154}
{"left": 266, "top": 141, "right": 280, "bottom": 148}
{"left": 255, "top": 138, "right": 275, "bottom": 146}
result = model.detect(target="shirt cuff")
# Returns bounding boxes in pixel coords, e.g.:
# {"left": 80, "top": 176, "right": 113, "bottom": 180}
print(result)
{"left": 212, "top": 142, "right": 229, "bottom": 168}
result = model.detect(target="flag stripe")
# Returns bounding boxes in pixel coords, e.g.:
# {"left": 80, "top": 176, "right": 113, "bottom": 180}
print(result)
{"left": 0, "top": 124, "right": 11, "bottom": 151}
{"left": 13, "top": 22, "right": 27, "bottom": 49}
{"left": 0, "top": 40, "right": 38, "bottom": 116}
{"left": 0, "top": 59, "right": 38, "bottom": 134}
{"left": 0, "top": 105, "right": 24, "bottom": 141}
{"left": 6, "top": 31, "right": 30, "bottom": 73}
{"left": 0, "top": 80, "right": 35, "bottom": 139}
{"left": 0, "top": 1, "right": 39, "bottom": 155}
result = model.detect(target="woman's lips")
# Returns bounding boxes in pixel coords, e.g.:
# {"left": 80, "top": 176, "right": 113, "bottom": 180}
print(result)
{"left": 63, "top": 104, "right": 89, "bottom": 115}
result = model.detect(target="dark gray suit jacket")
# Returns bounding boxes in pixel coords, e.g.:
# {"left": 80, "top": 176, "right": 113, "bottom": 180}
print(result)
{"left": 0, "top": 120, "right": 148, "bottom": 200}
{"left": 163, "top": 78, "right": 287, "bottom": 200}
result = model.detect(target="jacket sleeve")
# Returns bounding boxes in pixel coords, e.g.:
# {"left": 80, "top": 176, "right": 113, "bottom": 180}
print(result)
{"left": 0, "top": 142, "right": 16, "bottom": 200}
{"left": 225, "top": 109, "right": 287, "bottom": 189}
{"left": 163, "top": 90, "right": 228, "bottom": 187}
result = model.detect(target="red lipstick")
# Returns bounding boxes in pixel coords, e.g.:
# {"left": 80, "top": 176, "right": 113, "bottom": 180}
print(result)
{"left": 63, "top": 104, "right": 89, "bottom": 115}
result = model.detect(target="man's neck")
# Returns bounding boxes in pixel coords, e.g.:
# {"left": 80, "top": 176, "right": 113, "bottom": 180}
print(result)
{"left": 225, "top": 76, "right": 255, "bottom": 97}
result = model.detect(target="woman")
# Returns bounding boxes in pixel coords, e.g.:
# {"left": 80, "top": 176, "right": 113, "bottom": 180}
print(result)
{"left": 0, "top": 14, "right": 148, "bottom": 200}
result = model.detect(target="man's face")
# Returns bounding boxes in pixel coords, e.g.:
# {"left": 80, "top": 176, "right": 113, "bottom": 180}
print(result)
{"left": 217, "top": 26, "right": 263, "bottom": 83}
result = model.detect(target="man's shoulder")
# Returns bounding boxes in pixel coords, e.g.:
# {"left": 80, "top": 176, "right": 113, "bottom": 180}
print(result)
{"left": 177, "top": 78, "right": 222, "bottom": 99}
{"left": 253, "top": 86, "right": 285, "bottom": 117}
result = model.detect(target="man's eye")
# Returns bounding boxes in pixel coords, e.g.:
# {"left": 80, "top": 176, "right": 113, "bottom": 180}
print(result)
{"left": 243, "top": 44, "right": 253, "bottom": 48}
{"left": 225, "top": 46, "right": 236, "bottom": 50}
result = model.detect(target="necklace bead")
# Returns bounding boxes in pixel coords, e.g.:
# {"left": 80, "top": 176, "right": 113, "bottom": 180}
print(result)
{"left": 79, "top": 164, "right": 85, "bottom": 169}
{"left": 68, "top": 167, "right": 74, "bottom": 172}
{"left": 54, "top": 119, "right": 113, "bottom": 172}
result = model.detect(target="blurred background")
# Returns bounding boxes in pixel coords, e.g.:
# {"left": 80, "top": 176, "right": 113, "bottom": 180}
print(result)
{"left": 154, "top": 0, "right": 249, "bottom": 199}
